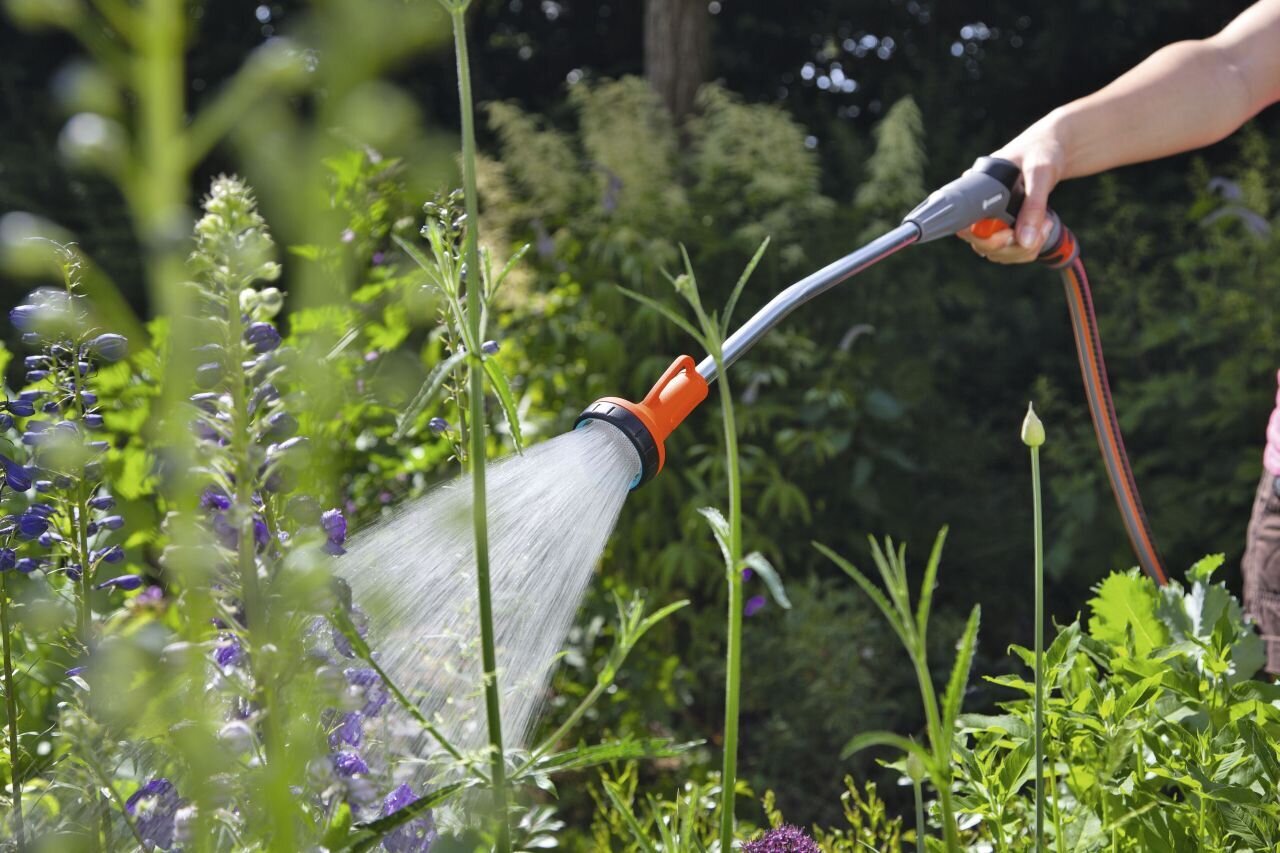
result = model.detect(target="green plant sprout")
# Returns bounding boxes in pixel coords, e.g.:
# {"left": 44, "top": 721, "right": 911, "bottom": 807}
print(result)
{"left": 1022, "top": 402, "right": 1047, "bottom": 851}
{"left": 621, "top": 236, "right": 791, "bottom": 849}
{"left": 817, "top": 528, "right": 979, "bottom": 850}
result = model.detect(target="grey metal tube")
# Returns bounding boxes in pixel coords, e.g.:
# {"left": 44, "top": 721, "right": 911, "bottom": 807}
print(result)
{"left": 695, "top": 222, "right": 921, "bottom": 382}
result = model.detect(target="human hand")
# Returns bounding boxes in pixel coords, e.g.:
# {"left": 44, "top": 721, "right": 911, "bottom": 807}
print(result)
{"left": 957, "top": 131, "right": 1067, "bottom": 263}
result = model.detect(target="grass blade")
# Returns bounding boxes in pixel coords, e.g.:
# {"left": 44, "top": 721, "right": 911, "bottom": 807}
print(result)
{"left": 722, "top": 237, "right": 771, "bottom": 336}
{"left": 744, "top": 551, "right": 791, "bottom": 609}
{"left": 915, "top": 526, "right": 949, "bottom": 642}
{"left": 392, "top": 350, "right": 468, "bottom": 441}
{"left": 617, "top": 286, "right": 706, "bottom": 347}
{"left": 481, "top": 355, "right": 525, "bottom": 453}
{"left": 815, "top": 541, "right": 913, "bottom": 654}
{"left": 942, "top": 604, "right": 982, "bottom": 733}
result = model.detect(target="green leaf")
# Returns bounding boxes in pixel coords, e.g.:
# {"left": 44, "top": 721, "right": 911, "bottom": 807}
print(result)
{"left": 841, "top": 730, "right": 935, "bottom": 773}
{"left": 392, "top": 350, "right": 468, "bottom": 441}
{"left": 1187, "top": 553, "right": 1225, "bottom": 583}
{"left": 1087, "top": 570, "right": 1168, "bottom": 656}
{"left": 601, "top": 781, "right": 658, "bottom": 853}
{"left": 722, "top": 236, "right": 770, "bottom": 336}
{"left": 915, "top": 526, "right": 948, "bottom": 641}
{"left": 697, "top": 506, "right": 732, "bottom": 569}
{"left": 617, "top": 286, "right": 705, "bottom": 347}
{"left": 344, "top": 782, "right": 471, "bottom": 851}
{"left": 815, "top": 541, "right": 914, "bottom": 655}
{"left": 531, "top": 738, "right": 697, "bottom": 775}
{"left": 942, "top": 604, "right": 981, "bottom": 733}
{"left": 481, "top": 355, "right": 524, "bottom": 453}
{"left": 744, "top": 551, "right": 791, "bottom": 609}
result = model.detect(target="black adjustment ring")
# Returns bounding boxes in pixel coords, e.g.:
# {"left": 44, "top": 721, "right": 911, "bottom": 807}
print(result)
{"left": 575, "top": 400, "right": 660, "bottom": 489}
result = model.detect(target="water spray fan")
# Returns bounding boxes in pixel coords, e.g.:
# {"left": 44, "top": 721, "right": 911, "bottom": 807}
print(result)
{"left": 578, "top": 156, "right": 1168, "bottom": 585}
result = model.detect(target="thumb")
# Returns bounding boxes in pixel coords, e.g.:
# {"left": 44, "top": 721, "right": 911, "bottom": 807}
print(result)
{"left": 1015, "top": 159, "right": 1056, "bottom": 250}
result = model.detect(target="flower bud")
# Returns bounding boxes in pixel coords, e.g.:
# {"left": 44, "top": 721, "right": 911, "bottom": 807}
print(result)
{"left": 1021, "top": 403, "right": 1045, "bottom": 448}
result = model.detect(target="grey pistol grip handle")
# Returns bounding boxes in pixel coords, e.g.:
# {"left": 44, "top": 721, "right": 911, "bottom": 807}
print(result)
{"left": 904, "top": 155, "right": 1063, "bottom": 252}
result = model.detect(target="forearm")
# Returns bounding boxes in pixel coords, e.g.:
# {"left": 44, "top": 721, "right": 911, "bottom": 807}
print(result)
{"left": 1052, "top": 40, "right": 1252, "bottom": 178}
{"left": 1003, "top": 1, "right": 1280, "bottom": 180}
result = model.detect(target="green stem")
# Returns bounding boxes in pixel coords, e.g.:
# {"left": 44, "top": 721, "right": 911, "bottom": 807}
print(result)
{"left": 448, "top": 7, "right": 511, "bottom": 849}
{"left": 913, "top": 778, "right": 924, "bottom": 853}
{"left": 1, "top": 571, "right": 27, "bottom": 852}
{"left": 1032, "top": 445, "right": 1045, "bottom": 852}
{"left": 717, "top": 367, "right": 744, "bottom": 850}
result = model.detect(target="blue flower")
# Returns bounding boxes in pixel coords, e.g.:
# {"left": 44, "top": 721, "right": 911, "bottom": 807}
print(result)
{"left": 380, "top": 784, "right": 438, "bottom": 853}
{"left": 200, "top": 488, "right": 231, "bottom": 511}
{"left": 83, "top": 413, "right": 104, "bottom": 429}
{"left": 0, "top": 549, "right": 14, "bottom": 571}
{"left": 125, "top": 778, "right": 181, "bottom": 852}
{"left": 95, "top": 574, "right": 142, "bottom": 591}
{"left": 1, "top": 455, "right": 33, "bottom": 491}
{"left": 195, "top": 362, "right": 223, "bottom": 389}
{"left": 99, "top": 514, "right": 125, "bottom": 530}
{"left": 321, "top": 508, "right": 347, "bottom": 555}
{"left": 244, "top": 322, "right": 281, "bottom": 354}
{"left": 327, "top": 711, "right": 363, "bottom": 749}
{"left": 86, "top": 333, "right": 129, "bottom": 362}
{"left": 744, "top": 595, "right": 767, "bottom": 617}
{"left": 94, "top": 545, "right": 125, "bottom": 564}
{"left": 16, "top": 558, "right": 43, "bottom": 574}
{"left": 332, "top": 750, "right": 368, "bottom": 777}
{"left": 16, "top": 512, "right": 49, "bottom": 539}
{"left": 0, "top": 413, "right": 11, "bottom": 431}
{"left": 428, "top": 417, "right": 448, "bottom": 434}
{"left": 88, "top": 494, "right": 116, "bottom": 511}
{"left": 481, "top": 339, "right": 500, "bottom": 355}
{"left": 4, "top": 400, "right": 35, "bottom": 417}
{"left": 214, "top": 634, "right": 243, "bottom": 668}
{"left": 263, "top": 411, "right": 297, "bottom": 441}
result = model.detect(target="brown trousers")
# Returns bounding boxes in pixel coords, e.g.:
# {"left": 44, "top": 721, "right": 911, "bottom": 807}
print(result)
{"left": 1243, "top": 469, "right": 1280, "bottom": 674}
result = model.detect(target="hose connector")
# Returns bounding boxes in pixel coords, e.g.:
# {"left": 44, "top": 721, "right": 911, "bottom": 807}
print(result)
{"left": 575, "top": 354, "right": 709, "bottom": 488}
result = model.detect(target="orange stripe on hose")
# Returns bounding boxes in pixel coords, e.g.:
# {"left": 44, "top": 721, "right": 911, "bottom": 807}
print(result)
{"left": 1059, "top": 257, "right": 1167, "bottom": 585}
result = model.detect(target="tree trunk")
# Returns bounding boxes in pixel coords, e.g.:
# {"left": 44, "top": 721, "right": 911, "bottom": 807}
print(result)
{"left": 644, "top": 0, "right": 709, "bottom": 121}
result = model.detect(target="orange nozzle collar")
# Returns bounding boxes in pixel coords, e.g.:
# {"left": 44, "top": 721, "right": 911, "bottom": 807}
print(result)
{"left": 576, "top": 355, "right": 709, "bottom": 488}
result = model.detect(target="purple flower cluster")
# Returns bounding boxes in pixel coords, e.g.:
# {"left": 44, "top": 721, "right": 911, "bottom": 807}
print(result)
{"left": 125, "top": 777, "right": 183, "bottom": 851}
{"left": 1, "top": 284, "right": 133, "bottom": 596}
{"left": 380, "top": 784, "right": 439, "bottom": 853}
{"left": 743, "top": 825, "right": 821, "bottom": 853}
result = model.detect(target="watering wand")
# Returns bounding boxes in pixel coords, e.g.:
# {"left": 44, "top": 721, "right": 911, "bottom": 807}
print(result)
{"left": 577, "top": 156, "right": 1168, "bottom": 585}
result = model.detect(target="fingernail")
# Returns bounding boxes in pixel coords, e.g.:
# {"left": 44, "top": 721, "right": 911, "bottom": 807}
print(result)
{"left": 1040, "top": 220, "right": 1054, "bottom": 240}
{"left": 1018, "top": 226, "right": 1037, "bottom": 247}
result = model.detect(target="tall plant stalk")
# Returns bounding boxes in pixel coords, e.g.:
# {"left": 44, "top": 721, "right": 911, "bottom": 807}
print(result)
{"left": 1, "top": 570, "right": 26, "bottom": 852}
{"left": 717, "top": 363, "right": 744, "bottom": 849}
{"left": 1022, "top": 403, "right": 1046, "bottom": 851}
{"left": 445, "top": 2, "right": 511, "bottom": 848}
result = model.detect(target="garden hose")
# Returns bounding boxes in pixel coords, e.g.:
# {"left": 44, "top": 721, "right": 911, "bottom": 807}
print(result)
{"left": 577, "top": 156, "right": 1168, "bottom": 585}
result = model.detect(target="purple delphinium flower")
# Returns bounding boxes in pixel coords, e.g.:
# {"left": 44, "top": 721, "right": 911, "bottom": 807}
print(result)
{"left": 328, "top": 711, "right": 363, "bottom": 749}
{"left": 125, "top": 778, "right": 181, "bottom": 852}
{"left": 16, "top": 557, "right": 43, "bottom": 574}
{"left": 743, "top": 826, "right": 821, "bottom": 853}
{"left": 16, "top": 511, "right": 49, "bottom": 540}
{"left": 95, "top": 574, "right": 143, "bottom": 591}
{"left": 380, "top": 784, "right": 438, "bottom": 853}
{"left": 321, "top": 508, "right": 347, "bottom": 555}
{"left": 86, "top": 333, "right": 129, "bottom": 362}
{"left": 744, "top": 595, "right": 767, "bottom": 617}
{"left": 427, "top": 417, "right": 448, "bottom": 434}
{"left": 214, "top": 634, "right": 244, "bottom": 668}
{"left": 331, "top": 750, "right": 368, "bottom": 777}
{"left": 0, "top": 455, "right": 33, "bottom": 492}
{"left": 0, "top": 549, "right": 15, "bottom": 572}
{"left": 244, "top": 322, "right": 281, "bottom": 354}
{"left": 481, "top": 339, "right": 500, "bottom": 355}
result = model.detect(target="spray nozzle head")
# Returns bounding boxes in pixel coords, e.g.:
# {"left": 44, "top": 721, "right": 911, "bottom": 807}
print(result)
{"left": 575, "top": 354, "right": 709, "bottom": 489}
